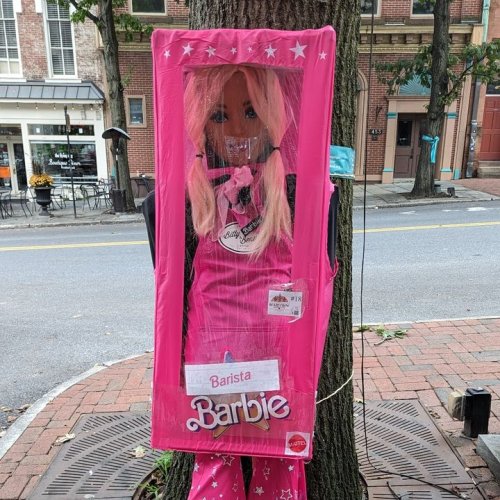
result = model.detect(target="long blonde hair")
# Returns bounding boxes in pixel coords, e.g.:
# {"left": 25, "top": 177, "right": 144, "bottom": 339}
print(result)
{"left": 184, "top": 65, "right": 291, "bottom": 252}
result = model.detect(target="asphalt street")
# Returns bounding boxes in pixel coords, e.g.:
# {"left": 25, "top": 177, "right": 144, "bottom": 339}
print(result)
{"left": 0, "top": 223, "right": 154, "bottom": 428}
{"left": 352, "top": 199, "right": 500, "bottom": 324}
{"left": 0, "top": 200, "right": 499, "bottom": 428}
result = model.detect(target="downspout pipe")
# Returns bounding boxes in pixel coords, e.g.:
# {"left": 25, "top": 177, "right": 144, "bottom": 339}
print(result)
{"left": 466, "top": 0, "right": 491, "bottom": 178}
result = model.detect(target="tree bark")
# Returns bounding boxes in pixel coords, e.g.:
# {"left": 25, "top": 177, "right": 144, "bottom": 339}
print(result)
{"left": 163, "top": 1, "right": 361, "bottom": 498}
{"left": 97, "top": 0, "right": 136, "bottom": 211}
{"left": 411, "top": 0, "right": 451, "bottom": 198}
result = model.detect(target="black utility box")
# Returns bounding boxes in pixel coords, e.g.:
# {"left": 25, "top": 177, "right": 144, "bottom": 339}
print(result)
{"left": 463, "top": 387, "right": 491, "bottom": 438}
{"left": 110, "top": 188, "right": 126, "bottom": 213}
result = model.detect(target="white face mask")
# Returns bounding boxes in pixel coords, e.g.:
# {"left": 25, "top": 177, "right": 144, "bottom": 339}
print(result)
{"left": 223, "top": 136, "right": 261, "bottom": 164}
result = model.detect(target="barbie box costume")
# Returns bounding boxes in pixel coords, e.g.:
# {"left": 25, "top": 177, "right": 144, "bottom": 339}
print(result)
{"left": 152, "top": 27, "right": 337, "bottom": 460}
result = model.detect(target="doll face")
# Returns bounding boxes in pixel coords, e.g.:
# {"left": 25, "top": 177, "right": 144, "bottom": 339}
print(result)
{"left": 205, "top": 71, "right": 269, "bottom": 166}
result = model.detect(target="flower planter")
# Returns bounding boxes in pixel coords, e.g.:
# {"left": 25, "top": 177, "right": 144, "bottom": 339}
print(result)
{"left": 34, "top": 186, "right": 52, "bottom": 216}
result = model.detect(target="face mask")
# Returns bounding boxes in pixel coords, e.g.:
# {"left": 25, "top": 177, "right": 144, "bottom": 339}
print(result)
{"left": 223, "top": 136, "right": 261, "bottom": 164}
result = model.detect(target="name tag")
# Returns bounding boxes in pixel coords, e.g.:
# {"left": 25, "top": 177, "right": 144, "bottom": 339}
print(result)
{"left": 268, "top": 290, "right": 303, "bottom": 318}
{"left": 185, "top": 359, "right": 280, "bottom": 395}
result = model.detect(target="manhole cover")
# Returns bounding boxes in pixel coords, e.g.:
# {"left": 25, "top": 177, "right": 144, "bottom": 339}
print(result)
{"left": 29, "top": 413, "right": 162, "bottom": 499}
{"left": 355, "top": 400, "right": 483, "bottom": 499}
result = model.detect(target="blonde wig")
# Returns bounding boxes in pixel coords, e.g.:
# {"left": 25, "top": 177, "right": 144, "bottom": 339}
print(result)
{"left": 184, "top": 65, "right": 292, "bottom": 252}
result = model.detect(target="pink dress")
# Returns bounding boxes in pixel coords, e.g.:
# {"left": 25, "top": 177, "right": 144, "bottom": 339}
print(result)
{"left": 185, "top": 167, "right": 305, "bottom": 499}
{"left": 184, "top": 166, "right": 293, "bottom": 366}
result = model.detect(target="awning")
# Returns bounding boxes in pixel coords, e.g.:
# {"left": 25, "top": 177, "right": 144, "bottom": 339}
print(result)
{"left": 0, "top": 81, "right": 104, "bottom": 102}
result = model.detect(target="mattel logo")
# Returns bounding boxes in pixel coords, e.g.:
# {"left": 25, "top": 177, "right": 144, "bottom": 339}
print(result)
{"left": 285, "top": 432, "right": 311, "bottom": 457}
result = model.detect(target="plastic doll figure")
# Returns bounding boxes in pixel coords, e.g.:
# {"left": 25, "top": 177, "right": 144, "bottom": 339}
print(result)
{"left": 183, "top": 65, "right": 306, "bottom": 499}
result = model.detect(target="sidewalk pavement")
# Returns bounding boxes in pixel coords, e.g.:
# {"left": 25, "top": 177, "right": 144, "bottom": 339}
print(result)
{"left": 0, "top": 180, "right": 499, "bottom": 498}
{"left": 1, "top": 178, "right": 499, "bottom": 231}
{"left": 0, "top": 318, "right": 498, "bottom": 499}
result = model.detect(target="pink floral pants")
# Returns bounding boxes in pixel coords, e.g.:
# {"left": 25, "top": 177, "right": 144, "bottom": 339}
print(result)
{"left": 188, "top": 453, "right": 306, "bottom": 500}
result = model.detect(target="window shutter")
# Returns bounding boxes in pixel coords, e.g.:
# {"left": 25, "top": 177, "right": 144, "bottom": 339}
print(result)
{"left": 0, "top": 0, "right": 19, "bottom": 74}
{"left": 46, "top": 1, "right": 75, "bottom": 76}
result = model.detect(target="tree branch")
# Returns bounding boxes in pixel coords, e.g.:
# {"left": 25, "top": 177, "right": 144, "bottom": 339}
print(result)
{"left": 68, "top": 0, "right": 100, "bottom": 24}
{"left": 442, "top": 53, "right": 488, "bottom": 103}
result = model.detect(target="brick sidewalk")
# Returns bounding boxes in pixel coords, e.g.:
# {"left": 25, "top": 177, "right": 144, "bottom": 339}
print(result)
{"left": 353, "top": 318, "right": 500, "bottom": 500}
{"left": 453, "top": 178, "right": 500, "bottom": 198}
{"left": 0, "top": 318, "right": 499, "bottom": 499}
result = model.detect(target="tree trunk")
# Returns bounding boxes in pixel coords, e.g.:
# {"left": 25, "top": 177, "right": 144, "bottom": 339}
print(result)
{"left": 411, "top": 0, "right": 451, "bottom": 198}
{"left": 162, "top": 2, "right": 361, "bottom": 499}
{"left": 97, "top": 0, "right": 136, "bottom": 211}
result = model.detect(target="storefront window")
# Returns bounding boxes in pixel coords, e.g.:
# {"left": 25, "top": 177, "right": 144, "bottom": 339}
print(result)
{"left": 30, "top": 142, "right": 97, "bottom": 180}
{"left": 412, "top": 0, "right": 433, "bottom": 14}
{"left": 486, "top": 81, "right": 500, "bottom": 95}
{"left": 131, "top": 0, "right": 166, "bottom": 14}
{"left": 361, "top": 0, "right": 379, "bottom": 16}
{"left": 28, "top": 124, "right": 95, "bottom": 135}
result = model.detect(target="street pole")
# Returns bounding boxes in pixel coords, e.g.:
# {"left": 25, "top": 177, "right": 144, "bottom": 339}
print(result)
{"left": 64, "top": 106, "right": 77, "bottom": 218}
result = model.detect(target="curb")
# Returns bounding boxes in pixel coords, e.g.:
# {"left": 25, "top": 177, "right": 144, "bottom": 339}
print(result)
{"left": 0, "top": 351, "right": 151, "bottom": 461}
{"left": 353, "top": 314, "right": 500, "bottom": 329}
{"left": 0, "top": 216, "right": 145, "bottom": 231}
{"left": 353, "top": 195, "right": 498, "bottom": 211}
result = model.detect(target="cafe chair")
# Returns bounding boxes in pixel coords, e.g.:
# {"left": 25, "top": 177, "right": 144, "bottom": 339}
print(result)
{"left": 0, "top": 190, "right": 13, "bottom": 219}
{"left": 18, "top": 188, "right": 33, "bottom": 217}
{"left": 51, "top": 185, "right": 66, "bottom": 209}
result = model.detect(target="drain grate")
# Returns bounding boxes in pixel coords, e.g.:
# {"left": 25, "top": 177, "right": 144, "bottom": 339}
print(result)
{"left": 28, "top": 413, "right": 162, "bottom": 499}
{"left": 30, "top": 401, "right": 482, "bottom": 499}
{"left": 355, "top": 400, "right": 483, "bottom": 499}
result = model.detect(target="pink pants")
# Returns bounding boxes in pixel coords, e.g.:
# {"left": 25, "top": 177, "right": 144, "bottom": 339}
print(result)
{"left": 188, "top": 453, "right": 306, "bottom": 500}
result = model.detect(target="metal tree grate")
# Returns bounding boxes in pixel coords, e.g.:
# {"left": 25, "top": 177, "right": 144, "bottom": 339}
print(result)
{"left": 28, "top": 413, "right": 162, "bottom": 499}
{"left": 355, "top": 400, "right": 483, "bottom": 499}
{"left": 29, "top": 402, "right": 483, "bottom": 499}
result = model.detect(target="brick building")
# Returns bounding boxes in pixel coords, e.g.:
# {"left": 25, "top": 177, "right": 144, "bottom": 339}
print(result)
{"left": 1, "top": 0, "right": 492, "bottom": 191}
{"left": 0, "top": 0, "right": 108, "bottom": 192}
{"left": 357, "top": 0, "right": 485, "bottom": 182}
{"left": 121, "top": 0, "right": 490, "bottom": 183}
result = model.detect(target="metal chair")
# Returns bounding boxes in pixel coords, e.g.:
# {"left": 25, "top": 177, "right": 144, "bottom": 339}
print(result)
{"left": 80, "top": 184, "right": 98, "bottom": 211}
{"left": 51, "top": 185, "right": 66, "bottom": 209}
{"left": 18, "top": 188, "right": 33, "bottom": 217}
{"left": 0, "top": 190, "right": 13, "bottom": 219}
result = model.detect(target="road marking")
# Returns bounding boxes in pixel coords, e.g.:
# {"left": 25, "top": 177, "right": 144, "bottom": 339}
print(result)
{"left": 467, "top": 207, "right": 487, "bottom": 211}
{"left": 1, "top": 220, "right": 499, "bottom": 250}
{"left": 0, "top": 240, "right": 148, "bottom": 252}
{"left": 354, "top": 220, "right": 500, "bottom": 234}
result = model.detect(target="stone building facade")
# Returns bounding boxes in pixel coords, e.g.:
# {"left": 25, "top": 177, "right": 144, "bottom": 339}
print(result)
{"left": 0, "top": 0, "right": 107, "bottom": 192}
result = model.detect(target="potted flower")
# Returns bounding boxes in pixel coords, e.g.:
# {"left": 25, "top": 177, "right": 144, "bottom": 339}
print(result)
{"left": 29, "top": 169, "right": 54, "bottom": 216}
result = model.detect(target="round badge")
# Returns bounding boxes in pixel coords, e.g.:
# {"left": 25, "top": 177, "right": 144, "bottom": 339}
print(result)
{"left": 288, "top": 434, "right": 307, "bottom": 453}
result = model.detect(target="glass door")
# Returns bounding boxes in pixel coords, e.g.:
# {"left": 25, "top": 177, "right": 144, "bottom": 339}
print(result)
{"left": 0, "top": 143, "right": 12, "bottom": 188}
{"left": 14, "top": 143, "right": 27, "bottom": 190}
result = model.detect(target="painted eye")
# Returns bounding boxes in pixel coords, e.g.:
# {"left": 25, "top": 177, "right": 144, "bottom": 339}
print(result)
{"left": 245, "top": 106, "right": 258, "bottom": 119}
{"left": 210, "top": 110, "right": 228, "bottom": 123}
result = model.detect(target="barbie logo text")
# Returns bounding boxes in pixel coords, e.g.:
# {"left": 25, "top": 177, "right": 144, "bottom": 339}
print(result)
{"left": 186, "top": 392, "right": 290, "bottom": 431}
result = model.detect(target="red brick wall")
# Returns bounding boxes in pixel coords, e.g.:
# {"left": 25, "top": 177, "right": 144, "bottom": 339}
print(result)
{"left": 487, "top": 0, "right": 500, "bottom": 41}
{"left": 121, "top": 52, "right": 155, "bottom": 176}
{"left": 123, "top": 0, "right": 482, "bottom": 178}
{"left": 378, "top": 0, "right": 482, "bottom": 22}
{"left": 358, "top": 53, "right": 404, "bottom": 176}
{"left": 120, "top": 0, "right": 188, "bottom": 175}
{"left": 18, "top": 0, "right": 47, "bottom": 79}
